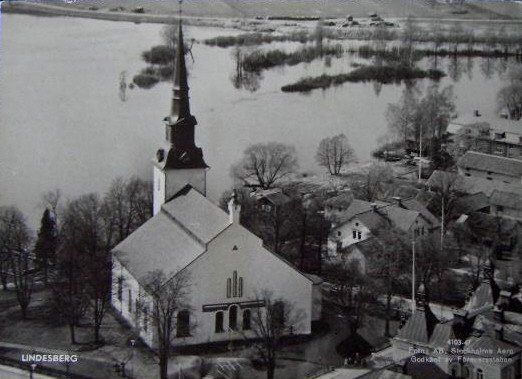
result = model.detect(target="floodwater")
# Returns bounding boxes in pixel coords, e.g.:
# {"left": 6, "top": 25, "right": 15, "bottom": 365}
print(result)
{"left": 0, "top": 14, "right": 517, "bottom": 228}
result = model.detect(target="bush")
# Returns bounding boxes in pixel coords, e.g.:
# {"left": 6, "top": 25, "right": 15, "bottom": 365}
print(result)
{"left": 142, "top": 45, "right": 176, "bottom": 65}
{"left": 132, "top": 74, "right": 159, "bottom": 89}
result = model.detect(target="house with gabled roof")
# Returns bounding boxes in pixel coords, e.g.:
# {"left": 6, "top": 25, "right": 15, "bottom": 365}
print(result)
{"left": 111, "top": 22, "right": 321, "bottom": 348}
{"left": 327, "top": 199, "right": 437, "bottom": 257}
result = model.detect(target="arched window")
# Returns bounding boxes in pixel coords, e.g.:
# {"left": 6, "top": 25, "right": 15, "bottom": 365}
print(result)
{"left": 128, "top": 290, "right": 132, "bottom": 312}
{"left": 215, "top": 311, "right": 224, "bottom": 333}
{"left": 242, "top": 309, "right": 251, "bottom": 330}
{"left": 238, "top": 277, "right": 243, "bottom": 297}
{"left": 229, "top": 305, "right": 238, "bottom": 330}
{"left": 135, "top": 299, "right": 140, "bottom": 322}
{"left": 143, "top": 307, "right": 149, "bottom": 332}
{"left": 176, "top": 310, "right": 190, "bottom": 337}
{"left": 226, "top": 278, "right": 231, "bottom": 298}
{"left": 117, "top": 277, "right": 123, "bottom": 302}
{"left": 233, "top": 271, "right": 238, "bottom": 297}
{"left": 476, "top": 368, "right": 483, "bottom": 379}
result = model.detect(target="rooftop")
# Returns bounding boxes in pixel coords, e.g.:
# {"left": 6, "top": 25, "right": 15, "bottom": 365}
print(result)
{"left": 449, "top": 114, "right": 522, "bottom": 136}
{"left": 457, "top": 151, "right": 522, "bottom": 178}
{"left": 490, "top": 190, "right": 522, "bottom": 210}
{"left": 426, "top": 170, "right": 522, "bottom": 197}
{"left": 113, "top": 186, "right": 230, "bottom": 283}
{"left": 339, "top": 199, "right": 421, "bottom": 232}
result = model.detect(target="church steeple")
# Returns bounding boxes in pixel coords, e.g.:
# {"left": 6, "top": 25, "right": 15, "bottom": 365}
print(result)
{"left": 152, "top": 15, "right": 208, "bottom": 215}
{"left": 155, "top": 19, "right": 207, "bottom": 171}
{"left": 171, "top": 20, "right": 191, "bottom": 119}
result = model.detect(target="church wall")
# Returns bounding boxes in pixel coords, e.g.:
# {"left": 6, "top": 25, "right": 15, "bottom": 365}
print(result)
{"left": 311, "top": 283, "right": 322, "bottom": 321}
{"left": 111, "top": 257, "right": 154, "bottom": 347}
{"left": 171, "top": 223, "right": 314, "bottom": 346}
{"left": 153, "top": 166, "right": 166, "bottom": 216}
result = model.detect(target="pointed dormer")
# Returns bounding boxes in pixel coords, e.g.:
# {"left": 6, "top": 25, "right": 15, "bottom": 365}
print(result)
{"left": 153, "top": 20, "right": 208, "bottom": 215}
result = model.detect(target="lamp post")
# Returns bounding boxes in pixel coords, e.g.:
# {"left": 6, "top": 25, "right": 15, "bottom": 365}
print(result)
{"left": 29, "top": 363, "right": 37, "bottom": 379}
{"left": 130, "top": 339, "right": 136, "bottom": 378}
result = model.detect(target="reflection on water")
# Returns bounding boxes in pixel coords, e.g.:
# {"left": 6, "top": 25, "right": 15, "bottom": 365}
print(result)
{"left": 0, "top": 14, "right": 520, "bottom": 229}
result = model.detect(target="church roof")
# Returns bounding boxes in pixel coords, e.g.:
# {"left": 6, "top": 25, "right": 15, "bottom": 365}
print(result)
{"left": 162, "top": 185, "right": 230, "bottom": 244}
{"left": 113, "top": 186, "right": 230, "bottom": 283}
{"left": 396, "top": 309, "right": 438, "bottom": 345}
{"left": 428, "top": 322, "right": 455, "bottom": 350}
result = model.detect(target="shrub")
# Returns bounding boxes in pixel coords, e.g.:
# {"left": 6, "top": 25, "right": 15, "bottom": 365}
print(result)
{"left": 142, "top": 45, "right": 176, "bottom": 65}
{"left": 132, "top": 74, "right": 159, "bottom": 89}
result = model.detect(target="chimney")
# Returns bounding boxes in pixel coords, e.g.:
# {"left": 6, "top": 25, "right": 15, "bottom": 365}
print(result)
{"left": 228, "top": 190, "right": 241, "bottom": 224}
{"left": 474, "top": 110, "right": 481, "bottom": 117}
{"left": 392, "top": 196, "right": 403, "bottom": 207}
{"left": 494, "top": 306, "right": 505, "bottom": 323}
{"left": 370, "top": 203, "right": 378, "bottom": 212}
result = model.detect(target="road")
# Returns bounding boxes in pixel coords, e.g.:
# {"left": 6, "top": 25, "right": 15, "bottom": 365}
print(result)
{"left": 0, "top": 364, "right": 54, "bottom": 379}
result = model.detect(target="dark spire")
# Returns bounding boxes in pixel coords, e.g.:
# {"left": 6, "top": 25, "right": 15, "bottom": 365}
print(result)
{"left": 171, "top": 19, "right": 191, "bottom": 119}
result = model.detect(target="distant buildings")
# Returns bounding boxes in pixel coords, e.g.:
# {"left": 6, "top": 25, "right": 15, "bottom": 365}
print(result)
{"left": 446, "top": 114, "right": 522, "bottom": 161}
{"left": 457, "top": 151, "right": 522, "bottom": 183}
{"left": 390, "top": 262, "right": 522, "bottom": 379}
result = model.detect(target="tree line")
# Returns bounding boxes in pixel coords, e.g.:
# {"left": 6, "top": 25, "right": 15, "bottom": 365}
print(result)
{"left": 0, "top": 176, "right": 152, "bottom": 345}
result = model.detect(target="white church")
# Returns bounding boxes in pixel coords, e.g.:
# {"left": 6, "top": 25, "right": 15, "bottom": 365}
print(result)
{"left": 111, "top": 22, "right": 322, "bottom": 348}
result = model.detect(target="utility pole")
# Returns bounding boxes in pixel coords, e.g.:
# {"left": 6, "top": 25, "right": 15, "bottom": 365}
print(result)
{"left": 418, "top": 123, "right": 423, "bottom": 182}
{"left": 411, "top": 235, "right": 416, "bottom": 312}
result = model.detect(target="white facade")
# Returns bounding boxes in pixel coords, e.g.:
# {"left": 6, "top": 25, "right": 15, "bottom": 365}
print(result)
{"left": 327, "top": 217, "right": 371, "bottom": 256}
{"left": 112, "top": 219, "right": 318, "bottom": 347}
{"left": 153, "top": 165, "right": 207, "bottom": 215}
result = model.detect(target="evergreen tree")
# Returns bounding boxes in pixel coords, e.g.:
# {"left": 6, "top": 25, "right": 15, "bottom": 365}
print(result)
{"left": 34, "top": 208, "right": 57, "bottom": 284}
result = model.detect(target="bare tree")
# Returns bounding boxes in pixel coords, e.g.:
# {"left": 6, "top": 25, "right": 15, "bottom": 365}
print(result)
{"left": 400, "top": 16, "right": 421, "bottom": 66}
{"left": 247, "top": 291, "right": 303, "bottom": 379}
{"left": 370, "top": 228, "right": 411, "bottom": 337}
{"left": 104, "top": 176, "right": 153, "bottom": 245}
{"left": 51, "top": 194, "right": 112, "bottom": 344}
{"left": 231, "top": 143, "right": 298, "bottom": 189}
{"left": 315, "top": 134, "right": 355, "bottom": 176}
{"left": 143, "top": 270, "right": 191, "bottom": 379}
{"left": 0, "top": 206, "right": 34, "bottom": 317}
{"left": 324, "top": 260, "right": 375, "bottom": 336}
{"left": 385, "top": 86, "right": 420, "bottom": 144}
{"left": 351, "top": 163, "right": 395, "bottom": 202}
{"left": 497, "top": 83, "right": 522, "bottom": 120}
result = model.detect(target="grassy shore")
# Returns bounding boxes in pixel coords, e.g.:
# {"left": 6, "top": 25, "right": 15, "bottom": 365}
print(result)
{"left": 281, "top": 64, "right": 444, "bottom": 92}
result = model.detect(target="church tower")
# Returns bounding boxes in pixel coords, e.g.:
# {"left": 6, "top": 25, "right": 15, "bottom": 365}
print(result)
{"left": 153, "top": 20, "right": 208, "bottom": 215}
